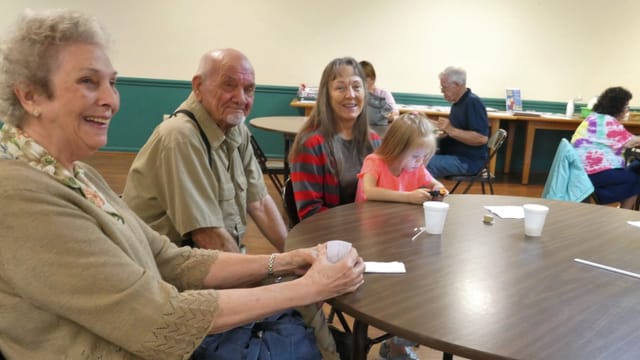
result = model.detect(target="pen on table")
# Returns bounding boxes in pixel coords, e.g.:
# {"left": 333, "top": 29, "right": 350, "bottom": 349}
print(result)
{"left": 574, "top": 258, "right": 640, "bottom": 279}
{"left": 411, "top": 227, "right": 425, "bottom": 241}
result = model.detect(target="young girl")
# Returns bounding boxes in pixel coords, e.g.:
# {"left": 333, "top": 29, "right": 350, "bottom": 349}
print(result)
{"left": 356, "top": 112, "right": 447, "bottom": 204}
{"left": 355, "top": 112, "right": 446, "bottom": 360}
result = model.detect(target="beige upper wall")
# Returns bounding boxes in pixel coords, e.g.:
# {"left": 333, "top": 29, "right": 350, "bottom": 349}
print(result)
{"left": 2, "top": 0, "right": 639, "bottom": 103}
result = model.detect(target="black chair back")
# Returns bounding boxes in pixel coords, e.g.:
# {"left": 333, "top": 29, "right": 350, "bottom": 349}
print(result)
{"left": 447, "top": 128, "right": 508, "bottom": 194}
{"left": 282, "top": 178, "right": 300, "bottom": 229}
{"left": 250, "top": 135, "right": 286, "bottom": 196}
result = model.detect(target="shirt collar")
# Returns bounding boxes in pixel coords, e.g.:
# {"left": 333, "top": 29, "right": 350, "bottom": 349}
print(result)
{"left": 0, "top": 123, "right": 125, "bottom": 224}
{"left": 0, "top": 124, "right": 84, "bottom": 189}
{"left": 181, "top": 93, "right": 243, "bottom": 151}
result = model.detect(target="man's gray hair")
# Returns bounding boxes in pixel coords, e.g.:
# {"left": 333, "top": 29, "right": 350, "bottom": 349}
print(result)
{"left": 439, "top": 66, "right": 467, "bottom": 86}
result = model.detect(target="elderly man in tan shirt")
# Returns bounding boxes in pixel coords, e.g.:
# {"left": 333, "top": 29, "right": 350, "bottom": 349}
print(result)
{"left": 122, "top": 48, "right": 342, "bottom": 359}
{"left": 123, "top": 48, "right": 286, "bottom": 253}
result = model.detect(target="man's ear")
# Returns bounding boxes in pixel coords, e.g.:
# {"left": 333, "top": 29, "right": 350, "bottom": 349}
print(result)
{"left": 192, "top": 75, "right": 202, "bottom": 101}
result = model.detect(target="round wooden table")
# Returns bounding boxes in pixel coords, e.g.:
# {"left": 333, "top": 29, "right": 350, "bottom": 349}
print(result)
{"left": 250, "top": 116, "right": 307, "bottom": 137}
{"left": 286, "top": 194, "right": 640, "bottom": 359}
{"left": 250, "top": 115, "right": 388, "bottom": 138}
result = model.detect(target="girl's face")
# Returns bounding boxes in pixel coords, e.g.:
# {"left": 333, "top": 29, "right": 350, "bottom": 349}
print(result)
{"left": 399, "top": 142, "right": 431, "bottom": 172}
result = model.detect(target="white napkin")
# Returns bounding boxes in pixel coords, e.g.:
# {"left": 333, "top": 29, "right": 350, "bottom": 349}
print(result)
{"left": 627, "top": 221, "right": 640, "bottom": 228}
{"left": 484, "top": 205, "right": 525, "bottom": 219}
{"left": 364, "top": 261, "right": 406, "bottom": 273}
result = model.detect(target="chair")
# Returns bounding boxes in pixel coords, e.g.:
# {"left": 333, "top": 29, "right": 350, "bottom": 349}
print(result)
{"left": 624, "top": 148, "right": 640, "bottom": 209}
{"left": 542, "top": 138, "right": 594, "bottom": 202}
{"left": 250, "top": 136, "right": 286, "bottom": 197}
{"left": 543, "top": 139, "right": 640, "bottom": 208}
{"left": 446, "top": 128, "right": 508, "bottom": 194}
{"left": 282, "top": 178, "right": 300, "bottom": 229}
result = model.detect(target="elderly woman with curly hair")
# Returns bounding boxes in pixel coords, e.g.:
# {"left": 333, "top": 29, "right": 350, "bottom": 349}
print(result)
{"left": 0, "top": 9, "right": 364, "bottom": 359}
{"left": 571, "top": 86, "right": 640, "bottom": 209}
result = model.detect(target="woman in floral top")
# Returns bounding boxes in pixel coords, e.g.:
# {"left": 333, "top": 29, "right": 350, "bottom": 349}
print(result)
{"left": 571, "top": 86, "right": 640, "bottom": 209}
{"left": 0, "top": 9, "right": 364, "bottom": 359}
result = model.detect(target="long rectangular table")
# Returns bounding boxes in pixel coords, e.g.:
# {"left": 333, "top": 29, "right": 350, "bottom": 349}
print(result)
{"left": 290, "top": 99, "right": 640, "bottom": 184}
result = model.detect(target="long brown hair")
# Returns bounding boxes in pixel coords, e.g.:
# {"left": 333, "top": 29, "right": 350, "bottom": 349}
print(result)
{"left": 289, "top": 57, "right": 373, "bottom": 177}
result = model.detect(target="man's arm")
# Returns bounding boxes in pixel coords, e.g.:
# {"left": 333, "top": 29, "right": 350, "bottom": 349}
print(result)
{"left": 191, "top": 227, "right": 242, "bottom": 252}
{"left": 247, "top": 195, "right": 287, "bottom": 252}
{"left": 433, "top": 116, "right": 488, "bottom": 146}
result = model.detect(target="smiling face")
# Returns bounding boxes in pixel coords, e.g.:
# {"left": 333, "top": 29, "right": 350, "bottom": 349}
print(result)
{"left": 20, "top": 42, "right": 119, "bottom": 168}
{"left": 194, "top": 51, "right": 255, "bottom": 133}
{"left": 328, "top": 65, "right": 365, "bottom": 126}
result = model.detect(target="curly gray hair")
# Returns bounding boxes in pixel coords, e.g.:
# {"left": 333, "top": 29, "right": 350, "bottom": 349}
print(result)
{"left": 0, "top": 9, "right": 110, "bottom": 126}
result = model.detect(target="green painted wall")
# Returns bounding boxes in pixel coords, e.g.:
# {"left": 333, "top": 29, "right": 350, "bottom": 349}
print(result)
{"left": 108, "top": 78, "right": 300, "bottom": 155}
{"left": 108, "top": 78, "right": 192, "bottom": 151}
{"left": 106, "top": 77, "right": 573, "bottom": 176}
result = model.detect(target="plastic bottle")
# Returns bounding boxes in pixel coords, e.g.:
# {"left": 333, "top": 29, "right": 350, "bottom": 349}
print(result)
{"left": 565, "top": 99, "right": 575, "bottom": 117}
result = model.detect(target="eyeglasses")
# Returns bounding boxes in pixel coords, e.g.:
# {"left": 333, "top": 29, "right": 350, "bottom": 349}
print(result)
{"left": 440, "top": 83, "right": 457, "bottom": 91}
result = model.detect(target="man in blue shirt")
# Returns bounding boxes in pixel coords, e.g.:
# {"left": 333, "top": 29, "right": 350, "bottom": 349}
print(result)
{"left": 427, "top": 66, "right": 489, "bottom": 178}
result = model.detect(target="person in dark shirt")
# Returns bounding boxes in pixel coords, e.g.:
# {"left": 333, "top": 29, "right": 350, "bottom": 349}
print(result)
{"left": 427, "top": 66, "right": 489, "bottom": 178}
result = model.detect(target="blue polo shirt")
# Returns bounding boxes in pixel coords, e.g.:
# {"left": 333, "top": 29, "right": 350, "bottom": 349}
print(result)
{"left": 438, "top": 88, "right": 489, "bottom": 161}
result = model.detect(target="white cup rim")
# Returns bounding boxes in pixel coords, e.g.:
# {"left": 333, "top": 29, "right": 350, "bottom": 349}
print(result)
{"left": 327, "top": 239, "right": 351, "bottom": 246}
{"left": 423, "top": 201, "right": 449, "bottom": 209}
{"left": 523, "top": 203, "right": 549, "bottom": 212}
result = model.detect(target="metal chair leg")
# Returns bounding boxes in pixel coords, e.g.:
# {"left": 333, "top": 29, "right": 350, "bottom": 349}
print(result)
{"left": 462, "top": 179, "right": 475, "bottom": 194}
{"left": 450, "top": 181, "right": 461, "bottom": 194}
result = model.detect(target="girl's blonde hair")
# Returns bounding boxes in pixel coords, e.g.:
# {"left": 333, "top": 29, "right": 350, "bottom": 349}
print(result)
{"left": 376, "top": 112, "right": 437, "bottom": 163}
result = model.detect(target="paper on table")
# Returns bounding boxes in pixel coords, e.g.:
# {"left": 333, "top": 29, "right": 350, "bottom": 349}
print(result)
{"left": 627, "top": 221, "right": 640, "bottom": 228}
{"left": 484, "top": 205, "right": 525, "bottom": 219}
{"left": 364, "top": 261, "right": 406, "bottom": 273}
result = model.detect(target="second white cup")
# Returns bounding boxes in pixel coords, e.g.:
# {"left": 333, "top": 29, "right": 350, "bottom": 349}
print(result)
{"left": 523, "top": 204, "right": 549, "bottom": 236}
{"left": 423, "top": 201, "right": 450, "bottom": 235}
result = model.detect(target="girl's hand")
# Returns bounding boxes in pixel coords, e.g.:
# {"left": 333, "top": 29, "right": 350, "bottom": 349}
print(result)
{"left": 406, "top": 188, "right": 432, "bottom": 204}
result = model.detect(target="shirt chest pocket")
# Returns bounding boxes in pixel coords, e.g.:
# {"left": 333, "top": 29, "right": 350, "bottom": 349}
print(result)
{"left": 218, "top": 156, "right": 247, "bottom": 201}
{"left": 219, "top": 177, "right": 247, "bottom": 201}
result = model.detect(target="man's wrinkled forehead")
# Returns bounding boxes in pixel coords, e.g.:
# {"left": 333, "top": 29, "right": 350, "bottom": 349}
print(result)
{"left": 217, "top": 60, "right": 255, "bottom": 83}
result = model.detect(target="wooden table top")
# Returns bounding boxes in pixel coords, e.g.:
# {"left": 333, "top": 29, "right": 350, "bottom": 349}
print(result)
{"left": 291, "top": 98, "right": 640, "bottom": 126}
{"left": 249, "top": 115, "right": 308, "bottom": 136}
{"left": 285, "top": 195, "right": 640, "bottom": 359}
{"left": 249, "top": 115, "right": 389, "bottom": 138}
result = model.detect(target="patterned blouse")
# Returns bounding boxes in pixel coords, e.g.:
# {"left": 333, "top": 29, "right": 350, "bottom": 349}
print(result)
{"left": 0, "top": 124, "right": 124, "bottom": 223}
{"left": 571, "top": 112, "right": 633, "bottom": 175}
